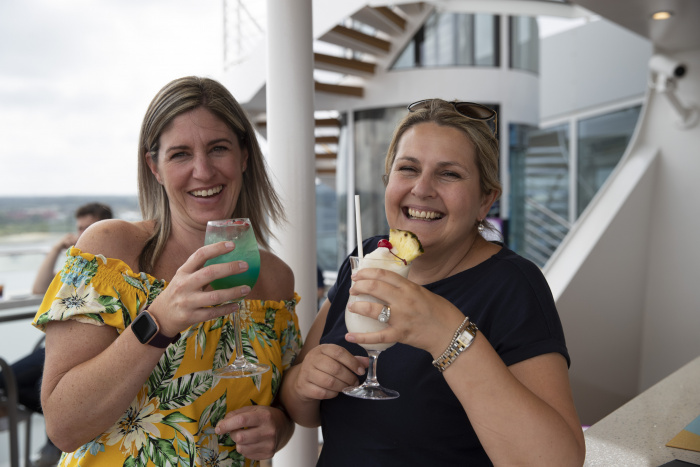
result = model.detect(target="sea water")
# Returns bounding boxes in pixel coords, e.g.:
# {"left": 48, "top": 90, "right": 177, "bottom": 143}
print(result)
{"left": 0, "top": 234, "right": 59, "bottom": 366}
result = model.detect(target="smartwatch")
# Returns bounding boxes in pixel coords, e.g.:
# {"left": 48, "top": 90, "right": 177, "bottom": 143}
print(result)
{"left": 131, "top": 310, "right": 180, "bottom": 348}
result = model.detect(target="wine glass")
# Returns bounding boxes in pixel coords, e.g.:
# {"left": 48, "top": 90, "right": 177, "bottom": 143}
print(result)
{"left": 343, "top": 256, "right": 411, "bottom": 400}
{"left": 204, "top": 218, "right": 269, "bottom": 378}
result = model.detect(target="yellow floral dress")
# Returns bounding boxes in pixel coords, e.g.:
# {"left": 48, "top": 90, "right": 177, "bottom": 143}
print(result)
{"left": 32, "top": 248, "right": 303, "bottom": 467}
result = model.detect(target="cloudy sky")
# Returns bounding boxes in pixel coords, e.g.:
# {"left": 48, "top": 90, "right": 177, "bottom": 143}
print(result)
{"left": 0, "top": 1, "right": 584, "bottom": 198}
{"left": 0, "top": 0, "right": 224, "bottom": 197}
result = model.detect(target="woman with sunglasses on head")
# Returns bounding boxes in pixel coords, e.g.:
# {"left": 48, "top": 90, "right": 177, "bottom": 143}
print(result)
{"left": 280, "top": 99, "right": 585, "bottom": 466}
{"left": 32, "top": 77, "right": 302, "bottom": 466}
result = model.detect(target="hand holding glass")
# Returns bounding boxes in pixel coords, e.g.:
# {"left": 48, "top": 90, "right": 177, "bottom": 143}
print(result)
{"left": 204, "top": 219, "right": 269, "bottom": 378}
{"left": 343, "top": 256, "right": 411, "bottom": 400}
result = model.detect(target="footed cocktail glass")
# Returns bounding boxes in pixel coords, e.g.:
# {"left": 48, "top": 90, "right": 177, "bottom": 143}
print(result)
{"left": 343, "top": 255, "right": 411, "bottom": 400}
{"left": 205, "top": 219, "right": 269, "bottom": 378}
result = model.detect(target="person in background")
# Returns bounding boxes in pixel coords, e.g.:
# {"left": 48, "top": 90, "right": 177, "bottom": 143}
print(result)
{"left": 32, "top": 202, "right": 113, "bottom": 295}
{"left": 32, "top": 76, "right": 302, "bottom": 466}
{"left": 280, "top": 99, "right": 585, "bottom": 466}
{"left": 0, "top": 202, "right": 112, "bottom": 467}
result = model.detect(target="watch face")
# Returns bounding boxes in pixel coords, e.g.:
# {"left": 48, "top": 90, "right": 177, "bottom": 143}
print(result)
{"left": 132, "top": 312, "right": 158, "bottom": 344}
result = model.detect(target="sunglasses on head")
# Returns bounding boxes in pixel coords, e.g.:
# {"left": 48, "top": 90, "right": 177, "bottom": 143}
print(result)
{"left": 407, "top": 99, "right": 498, "bottom": 135}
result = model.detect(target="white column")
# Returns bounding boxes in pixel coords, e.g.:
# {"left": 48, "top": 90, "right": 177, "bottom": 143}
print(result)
{"left": 265, "top": 0, "right": 318, "bottom": 466}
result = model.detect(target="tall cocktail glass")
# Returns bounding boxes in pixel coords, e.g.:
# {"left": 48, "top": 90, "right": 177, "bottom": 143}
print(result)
{"left": 205, "top": 218, "right": 269, "bottom": 378}
{"left": 343, "top": 255, "right": 411, "bottom": 400}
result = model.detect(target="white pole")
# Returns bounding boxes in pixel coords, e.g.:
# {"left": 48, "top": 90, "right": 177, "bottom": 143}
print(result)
{"left": 265, "top": 0, "right": 318, "bottom": 466}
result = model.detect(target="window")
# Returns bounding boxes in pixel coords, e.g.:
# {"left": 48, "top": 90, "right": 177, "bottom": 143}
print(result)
{"left": 577, "top": 106, "right": 642, "bottom": 216}
{"left": 510, "top": 16, "right": 539, "bottom": 73}
{"left": 393, "top": 12, "right": 499, "bottom": 69}
{"left": 351, "top": 107, "right": 405, "bottom": 244}
{"left": 510, "top": 122, "right": 570, "bottom": 266}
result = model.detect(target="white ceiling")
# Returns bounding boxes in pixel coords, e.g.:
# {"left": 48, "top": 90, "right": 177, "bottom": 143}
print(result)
{"left": 570, "top": 0, "right": 700, "bottom": 53}
{"left": 432, "top": 0, "right": 698, "bottom": 52}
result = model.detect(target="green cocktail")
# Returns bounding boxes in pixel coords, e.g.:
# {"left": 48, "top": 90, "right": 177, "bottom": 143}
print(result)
{"left": 204, "top": 218, "right": 268, "bottom": 378}
{"left": 204, "top": 220, "right": 260, "bottom": 291}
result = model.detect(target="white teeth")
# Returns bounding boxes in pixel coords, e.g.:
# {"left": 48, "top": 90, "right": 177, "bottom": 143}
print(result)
{"left": 191, "top": 185, "right": 223, "bottom": 197}
{"left": 408, "top": 208, "right": 443, "bottom": 220}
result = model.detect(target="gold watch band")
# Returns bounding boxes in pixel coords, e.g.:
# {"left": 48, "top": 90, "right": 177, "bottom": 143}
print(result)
{"left": 432, "top": 320, "right": 478, "bottom": 372}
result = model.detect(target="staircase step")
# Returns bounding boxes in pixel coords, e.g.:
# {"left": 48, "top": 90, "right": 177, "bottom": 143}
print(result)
{"left": 316, "top": 167, "right": 336, "bottom": 175}
{"left": 315, "top": 118, "right": 341, "bottom": 127}
{"left": 316, "top": 135, "right": 339, "bottom": 144}
{"left": 320, "top": 25, "right": 391, "bottom": 55}
{"left": 352, "top": 6, "right": 406, "bottom": 35}
{"left": 395, "top": 2, "right": 427, "bottom": 16}
{"left": 315, "top": 81, "right": 364, "bottom": 97}
{"left": 314, "top": 53, "right": 376, "bottom": 76}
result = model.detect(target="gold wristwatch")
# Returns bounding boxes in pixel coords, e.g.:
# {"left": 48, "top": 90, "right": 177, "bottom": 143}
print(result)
{"left": 432, "top": 320, "right": 478, "bottom": 372}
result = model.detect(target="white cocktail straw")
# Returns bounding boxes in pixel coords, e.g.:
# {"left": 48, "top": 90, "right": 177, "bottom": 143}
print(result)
{"left": 355, "top": 194, "right": 363, "bottom": 258}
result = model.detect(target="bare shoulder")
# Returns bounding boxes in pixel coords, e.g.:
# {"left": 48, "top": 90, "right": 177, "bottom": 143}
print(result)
{"left": 75, "top": 219, "right": 156, "bottom": 270}
{"left": 252, "top": 249, "right": 295, "bottom": 301}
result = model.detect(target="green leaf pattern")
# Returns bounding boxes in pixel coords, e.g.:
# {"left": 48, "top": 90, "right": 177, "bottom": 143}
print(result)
{"left": 31, "top": 249, "right": 303, "bottom": 466}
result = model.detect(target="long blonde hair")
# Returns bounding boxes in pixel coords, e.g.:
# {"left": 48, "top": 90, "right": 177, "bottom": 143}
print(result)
{"left": 137, "top": 76, "right": 284, "bottom": 273}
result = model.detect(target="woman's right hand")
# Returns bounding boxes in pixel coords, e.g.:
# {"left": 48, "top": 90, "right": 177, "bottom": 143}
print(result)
{"left": 292, "top": 344, "right": 368, "bottom": 402}
{"left": 148, "top": 241, "right": 251, "bottom": 337}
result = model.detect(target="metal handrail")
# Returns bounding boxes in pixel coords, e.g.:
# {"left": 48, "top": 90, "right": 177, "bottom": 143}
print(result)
{"left": 522, "top": 197, "right": 572, "bottom": 267}
{"left": 525, "top": 197, "right": 571, "bottom": 229}
{"left": 0, "top": 296, "right": 44, "bottom": 323}
{"left": 223, "top": 0, "right": 267, "bottom": 68}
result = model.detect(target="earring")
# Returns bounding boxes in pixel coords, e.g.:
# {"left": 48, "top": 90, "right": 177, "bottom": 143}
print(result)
{"left": 477, "top": 220, "right": 484, "bottom": 233}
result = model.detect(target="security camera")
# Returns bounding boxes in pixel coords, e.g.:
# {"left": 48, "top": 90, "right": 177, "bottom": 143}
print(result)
{"left": 649, "top": 54, "right": 687, "bottom": 79}
{"left": 648, "top": 54, "right": 698, "bottom": 129}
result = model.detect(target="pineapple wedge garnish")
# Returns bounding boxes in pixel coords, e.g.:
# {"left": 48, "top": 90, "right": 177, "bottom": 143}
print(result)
{"left": 389, "top": 229, "right": 424, "bottom": 264}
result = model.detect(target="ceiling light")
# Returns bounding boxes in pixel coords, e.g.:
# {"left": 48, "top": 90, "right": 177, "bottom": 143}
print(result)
{"left": 651, "top": 11, "right": 673, "bottom": 20}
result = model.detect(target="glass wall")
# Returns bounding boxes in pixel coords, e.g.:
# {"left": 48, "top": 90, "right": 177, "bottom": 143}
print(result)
{"left": 352, "top": 107, "right": 406, "bottom": 246}
{"left": 316, "top": 181, "right": 338, "bottom": 272}
{"left": 510, "top": 105, "right": 642, "bottom": 266}
{"left": 510, "top": 122, "right": 571, "bottom": 266}
{"left": 509, "top": 16, "right": 539, "bottom": 73}
{"left": 393, "top": 12, "right": 499, "bottom": 69}
{"left": 577, "top": 105, "right": 642, "bottom": 216}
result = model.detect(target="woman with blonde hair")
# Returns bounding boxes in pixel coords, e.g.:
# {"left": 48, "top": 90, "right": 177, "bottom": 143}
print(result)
{"left": 34, "top": 76, "right": 302, "bottom": 466}
{"left": 281, "top": 98, "right": 585, "bottom": 466}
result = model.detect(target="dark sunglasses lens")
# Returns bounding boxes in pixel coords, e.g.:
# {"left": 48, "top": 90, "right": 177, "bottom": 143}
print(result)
{"left": 454, "top": 103, "right": 494, "bottom": 120}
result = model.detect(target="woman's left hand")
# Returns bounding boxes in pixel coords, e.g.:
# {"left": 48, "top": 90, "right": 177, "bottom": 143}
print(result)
{"left": 214, "top": 405, "right": 290, "bottom": 460}
{"left": 345, "top": 267, "right": 464, "bottom": 358}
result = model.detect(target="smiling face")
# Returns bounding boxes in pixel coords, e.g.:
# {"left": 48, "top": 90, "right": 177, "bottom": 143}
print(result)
{"left": 146, "top": 107, "right": 248, "bottom": 232}
{"left": 384, "top": 122, "right": 497, "bottom": 255}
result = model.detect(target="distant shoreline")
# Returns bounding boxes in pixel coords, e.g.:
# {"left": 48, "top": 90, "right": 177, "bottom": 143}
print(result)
{"left": 0, "top": 232, "right": 60, "bottom": 243}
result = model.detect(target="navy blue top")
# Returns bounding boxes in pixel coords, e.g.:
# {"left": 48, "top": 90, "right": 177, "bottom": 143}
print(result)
{"left": 317, "top": 236, "right": 569, "bottom": 466}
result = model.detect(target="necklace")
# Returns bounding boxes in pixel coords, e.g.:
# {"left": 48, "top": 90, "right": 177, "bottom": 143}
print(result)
{"left": 443, "top": 231, "right": 480, "bottom": 279}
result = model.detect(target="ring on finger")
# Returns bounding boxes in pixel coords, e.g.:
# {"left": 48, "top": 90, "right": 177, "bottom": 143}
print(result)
{"left": 378, "top": 305, "right": 391, "bottom": 323}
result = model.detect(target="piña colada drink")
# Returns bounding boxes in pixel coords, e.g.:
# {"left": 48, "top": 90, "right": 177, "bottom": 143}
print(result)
{"left": 345, "top": 229, "right": 423, "bottom": 349}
